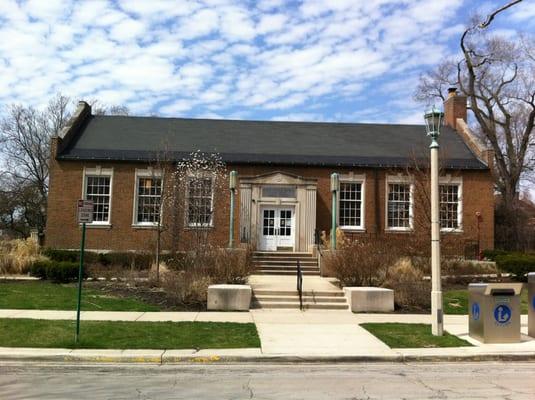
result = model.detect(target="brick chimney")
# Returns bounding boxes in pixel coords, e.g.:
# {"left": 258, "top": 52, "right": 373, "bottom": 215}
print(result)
{"left": 443, "top": 87, "right": 467, "bottom": 130}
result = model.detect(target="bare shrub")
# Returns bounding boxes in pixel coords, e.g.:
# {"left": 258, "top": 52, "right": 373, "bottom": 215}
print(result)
{"left": 159, "top": 245, "right": 254, "bottom": 307}
{"left": 320, "top": 228, "right": 350, "bottom": 249}
{"left": 85, "top": 263, "right": 149, "bottom": 282}
{"left": 212, "top": 247, "right": 254, "bottom": 284}
{"left": 383, "top": 258, "right": 430, "bottom": 311}
{"left": 325, "top": 232, "right": 402, "bottom": 287}
{"left": 441, "top": 258, "right": 498, "bottom": 276}
{"left": 160, "top": 269, "right": 212, "bottom": 307}
{"left": 0, "top": 238, "right": 44, "bottom": 274}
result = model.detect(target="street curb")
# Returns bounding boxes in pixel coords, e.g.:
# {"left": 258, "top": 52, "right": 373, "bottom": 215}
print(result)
{"left": 398, "top": 353, "right": 535, "bottom": 362}
{"left": 1, "top": 349, "right": 535, "bottom": 364}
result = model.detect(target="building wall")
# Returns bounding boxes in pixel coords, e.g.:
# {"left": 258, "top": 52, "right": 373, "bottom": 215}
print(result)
{"left": 46, "top": 139, "right": 495, "bottom": 254}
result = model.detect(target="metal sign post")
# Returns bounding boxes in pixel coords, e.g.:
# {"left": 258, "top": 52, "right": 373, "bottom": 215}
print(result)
{"left": 75, "top": 199, "right": 93, "bottom": 344}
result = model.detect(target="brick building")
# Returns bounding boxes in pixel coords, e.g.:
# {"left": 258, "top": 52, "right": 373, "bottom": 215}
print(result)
{"left": 45, "top": 91, "right": 494, "bottom": 256}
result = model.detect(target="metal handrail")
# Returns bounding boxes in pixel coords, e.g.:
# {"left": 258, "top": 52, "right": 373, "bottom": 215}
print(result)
{"left": 296, "top": 259, "right": 303, "bottom": 311}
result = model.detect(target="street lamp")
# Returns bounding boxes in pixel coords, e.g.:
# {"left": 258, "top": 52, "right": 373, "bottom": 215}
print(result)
{"left": 424, "top": 106, "right": 444, "bottom": 336}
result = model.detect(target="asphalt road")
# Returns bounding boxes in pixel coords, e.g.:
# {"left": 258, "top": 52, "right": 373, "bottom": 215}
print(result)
{"left": 1, "top": 362, "right": 534, "bottom": 399}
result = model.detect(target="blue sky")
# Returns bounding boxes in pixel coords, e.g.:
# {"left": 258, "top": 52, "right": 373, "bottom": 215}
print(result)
{"left": 0, "top": 0, "right": 533, "bottom": 124}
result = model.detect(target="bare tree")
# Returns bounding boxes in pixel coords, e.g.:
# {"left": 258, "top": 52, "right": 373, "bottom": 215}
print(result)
{"left": 404, "top": 151, "right": 479, "bottom": 258}
{"left": 146, "top": 149, "right": 229, "bottom": 281}
{"left": 0, "top": 94, "right": 71, "bottom": 236}
{"left": 416, "top": 0, "right": 533, "bottom": 205}
{"left": 0, "top": 94, "right": 129, "bottom": 236}
{"left": 147, "top": 142, "right": 175, "bottom": 283}
{"left": 415, "top": 0, "right": 534, "bottom": 249}
{"left": 169, "top": 151, "right": 227, "bottom": 255}
{"left": 87, "top": 99, "right": 129, "bottom": 116}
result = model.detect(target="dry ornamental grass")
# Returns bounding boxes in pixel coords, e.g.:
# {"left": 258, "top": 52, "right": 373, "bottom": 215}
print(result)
{"left": 0, "top": 238, "right": 44, "bottom": 275}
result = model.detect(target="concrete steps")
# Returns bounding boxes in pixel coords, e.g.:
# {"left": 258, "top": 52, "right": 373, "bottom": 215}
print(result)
{"left": 253, "top": 289, "right": 345, "bottom": 297}
{"left": 252, "top": 289, "right": 348, "bottom": 310}
{"left": 255, "top": 269, "right": 320, "bottom": 276}
{"left": 251, "top": 252, "right": 347, "bottom": 309}
{"left": 255, "top": 295, "right": 347, "bottom": 303}
{"left": 254, "top": 259, "right": 318, "bottom": 266}
{"left": 252, "top": 301, "right": 348, "bottom": 310}
{"left": 252, "top": 252, "right": 320, "bottom": 276}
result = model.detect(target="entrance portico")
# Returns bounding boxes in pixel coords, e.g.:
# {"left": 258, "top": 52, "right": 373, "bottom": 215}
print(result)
{"left": 239, "top": 171, "right": 317, "bottom": 252}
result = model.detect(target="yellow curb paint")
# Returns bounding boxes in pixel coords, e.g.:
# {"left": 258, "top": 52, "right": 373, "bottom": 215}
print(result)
{"left": 63, "top": 356, "right": 161, "bottom": 363}
{"left": 192, "top": 356, "right": 221, "bottom": 363}
{"left": 131, "top": 357, "right": 161, "bottom": 363}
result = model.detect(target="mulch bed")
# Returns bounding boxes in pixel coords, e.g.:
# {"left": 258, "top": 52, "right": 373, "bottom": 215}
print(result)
{"left": 85, "top": 280, "right": 205, "bottom": 311}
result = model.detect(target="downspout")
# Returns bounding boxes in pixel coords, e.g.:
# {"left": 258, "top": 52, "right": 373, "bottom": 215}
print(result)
{"left": 374, "top": 170, "right": 380, "bottom": 235}
{"left": 330, "top": 173, "right": 339, "bottom": 250}
{"left": 228, "top": 170, "right": 237, "bottom": 248}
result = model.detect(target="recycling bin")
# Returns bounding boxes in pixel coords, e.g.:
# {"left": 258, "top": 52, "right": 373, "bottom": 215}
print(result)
{"left": 529, "top": 273, "right": 535, "bottom": 338}
{"left": 468, "top": 283, "right": 523, "bottom": 343}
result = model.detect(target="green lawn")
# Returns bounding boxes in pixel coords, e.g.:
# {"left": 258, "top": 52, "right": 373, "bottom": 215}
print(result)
{"left": 0, "top": 318, "right": 260, "bottom": 349}
{"left": 0, "top": 281, "right": 159, "bottom": 311}
{"left": 444, "top": 289, "right": 529, "bottom": 315}
{"left": 361, "top": 323, "right": 472, "bottom": 348}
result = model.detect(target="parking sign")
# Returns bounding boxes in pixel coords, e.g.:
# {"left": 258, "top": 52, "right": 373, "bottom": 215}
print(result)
{"left": 77, "top": 199, "right": 94, "bottom": 223}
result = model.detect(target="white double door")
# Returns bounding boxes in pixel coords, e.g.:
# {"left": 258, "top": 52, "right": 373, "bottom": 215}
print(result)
{"left": 259, "top": 206, "right": 295, "bottom": 251}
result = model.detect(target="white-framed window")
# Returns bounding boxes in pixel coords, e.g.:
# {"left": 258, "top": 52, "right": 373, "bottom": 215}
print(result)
{"left": 186, "top": 175, "right": 214, "bottom": 227}
{"left": 386, "top": 176, "right": 413, "bottom": 231}
{"left": 82, "top": 167, "right": 113, "bottom": 225}
{"left": 439, "top": 177, "right": 462, "bottom": 232}
{"left": 133, "top": 169, "right": 162, "bottom": 226}
{"left": 338, "top": 178, "right": 365, "bottom": 230}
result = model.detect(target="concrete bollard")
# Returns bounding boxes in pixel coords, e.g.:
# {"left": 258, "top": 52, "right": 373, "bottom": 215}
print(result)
{"left": 207, "top": 284, "right": 252, "bottom": 311}
{"left": 343, "top": 287, "right": 394, "bottom": 313}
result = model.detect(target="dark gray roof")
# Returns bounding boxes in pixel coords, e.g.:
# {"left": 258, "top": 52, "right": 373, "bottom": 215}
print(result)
{"left": 57, "top": 115, "right": 488, "bottom": 169}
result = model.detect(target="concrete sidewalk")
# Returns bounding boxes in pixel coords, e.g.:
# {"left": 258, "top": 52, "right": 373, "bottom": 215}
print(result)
{"left": 251, "top": 310, "right": 535, "bottom": 357}
{"left": 251, "top": 309, "right": 392, "bottom": 356}
{"left": 0, "top": 309, "right": 253, "bottom": 323}
{"left": 1, "top": 308, "right": 534, "bottom": 362}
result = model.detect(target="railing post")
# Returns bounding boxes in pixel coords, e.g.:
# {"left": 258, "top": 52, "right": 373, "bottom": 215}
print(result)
{"left": 296, "top": 260, "right": 303, "bottom": 311}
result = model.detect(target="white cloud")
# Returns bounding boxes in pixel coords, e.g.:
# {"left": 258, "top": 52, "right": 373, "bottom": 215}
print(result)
{"left": 271, "top": 112, "right": 325, "bottom": 122}
{"left": 509, "top": 1, "right": 535, "bottom": 21}
{"left": 23, "top": 0, "right": 68, "bottom": 21}
{"left": 109, "top": 18, "right": 146, "bottom": 41}
{"left": 159, "top": 99, "right": 196, "bottom": 115}
{"left": 176, "top": 8, "right": 219, "bottom": 40}
{"left": 0, "top": 0, "right": 493, "bottom": 124}
{"left": 118, "top": 0, "right": 199, "bottom": 19}
{"left": 257, "top": 14, "right": 288, "bottom": 35}
{"left": 219, "top": 5, "right": 256, "bottom": 42}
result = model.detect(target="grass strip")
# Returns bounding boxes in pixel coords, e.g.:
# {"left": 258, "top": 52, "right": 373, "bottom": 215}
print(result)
{"left": 444, "top": 289, "right": 529, "bottom": 315}
{"left": 0, "top": 281, "right": 159, "bottom": 311}
{"left": 361, "top": 323, "right": 472, "bottom": 348}
{"left": 0, "top": 318, "right": 260, "bottom": 349}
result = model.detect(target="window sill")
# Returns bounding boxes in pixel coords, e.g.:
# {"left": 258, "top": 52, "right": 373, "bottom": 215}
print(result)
{"left": 132, "top": 224, "right": 159, "bottom": 230}
{"left": 441, "top": 228, "right": 463, "bottom": 234}
{"left": 80, "top": 223, "right": 112, "bottom": 229}
{"left": 384, "top": 228, "right": 413, "bottom": 234}
{"left": 184, "top": 225, "right": 214, "bottom": 230}
{"left": 339, "top": 227, "right": 366, "bottom": 233}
